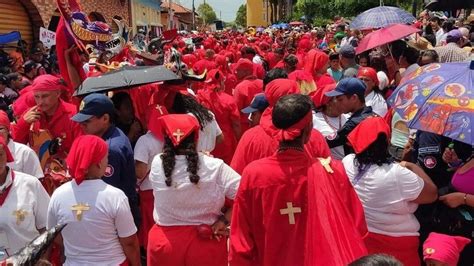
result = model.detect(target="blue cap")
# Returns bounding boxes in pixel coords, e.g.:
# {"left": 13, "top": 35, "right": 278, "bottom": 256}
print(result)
{"left": 72, "top": 93, "right": 115, "bottom": 122}
{"left": 339, "top": 45, "right": 356, "bottom": 58}
{"left": 325, "top": 78, "right": 366, "bottom": 97}
{"left": 242, "top": 93, "right": 269, "bottom": 113}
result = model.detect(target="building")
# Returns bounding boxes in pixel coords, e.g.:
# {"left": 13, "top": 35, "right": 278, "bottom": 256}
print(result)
{"left": 247, "top": 0, "right": 270, "bottom": 27}
{"left": 130, "top": 0, "right": 163, "bottom": 38}
{"left": 0, "top": 0, "right": 131, "bottom": 47}
{"left": 161, "top": 1, "right": 196, "bottom": 31}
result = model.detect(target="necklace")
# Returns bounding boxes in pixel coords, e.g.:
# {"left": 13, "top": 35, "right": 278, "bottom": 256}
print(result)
{"left": 322, "top": 113, "right": 342, "bottom": 131}
{"left": 278, "top": 146, "right": 305, "bottom": 153}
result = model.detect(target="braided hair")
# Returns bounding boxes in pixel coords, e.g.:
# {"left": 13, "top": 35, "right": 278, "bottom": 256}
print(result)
{"left": 172, "top": 93, "right": 213, "bottom": 129}
{"left": 161, "top": 132, "right": 200, "bottom": 187}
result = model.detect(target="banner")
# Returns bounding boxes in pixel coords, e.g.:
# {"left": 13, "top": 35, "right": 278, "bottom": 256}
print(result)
{"left": 40, "top": 27, "right": 56, "bottom": 48}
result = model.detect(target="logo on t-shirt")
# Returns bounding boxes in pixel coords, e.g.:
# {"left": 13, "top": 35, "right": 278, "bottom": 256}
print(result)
{"left": 104, "top": 165, "right": 114, "bottom": 177}
{"left": 423, "top": 156, "right": 437, "bottom": 169}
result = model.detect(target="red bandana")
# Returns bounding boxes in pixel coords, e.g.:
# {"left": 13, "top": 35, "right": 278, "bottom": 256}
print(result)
{"left": 147, "top": 104, "right": 169, "bottom": 141}
{"left": 357, "top": 67, "right": 379, "bottom": 86}
{"left": 272, "top": 111, "right": 313, "bottom": 142}
{"left": 347, "top": 117, "right": 390, "bottom": 154}
{"left": 66, "top": 135, "right": 108, "bottom": 185}
{"left": 159, "top": 114, "right": 200, "bottom": 146}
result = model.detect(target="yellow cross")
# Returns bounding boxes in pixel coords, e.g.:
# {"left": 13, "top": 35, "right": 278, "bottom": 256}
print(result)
{"left": 156, "top": 104, "right": 164, "bottom": 115}
{"left": 71, "top": 203, "right": 90, "bottom": 221}
{"left": 318, "top": 157, "right": 334, "bottom": 173}
{"left": 12, "top": 209, "right": 28, "bottom": 225}
{"left": 280, "top": 202, "right": 301, "bottom": 225}
{"left": 173, "top": 129, "right": 185, "bottom": 142}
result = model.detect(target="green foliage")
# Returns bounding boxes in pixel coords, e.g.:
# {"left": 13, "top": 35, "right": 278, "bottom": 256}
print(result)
{"left": 197, "top": 3, "right": 217, "bottom": 24}
{"left": 235, "top": 4, "right": 247, "bottom": 27}
{"left": 296, "top": 0, "right": 416, "bottom": 21}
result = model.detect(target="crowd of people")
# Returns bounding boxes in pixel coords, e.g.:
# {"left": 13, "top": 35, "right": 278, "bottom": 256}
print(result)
{"left": 0, "top": 7, "right": 473, "bottom": 266}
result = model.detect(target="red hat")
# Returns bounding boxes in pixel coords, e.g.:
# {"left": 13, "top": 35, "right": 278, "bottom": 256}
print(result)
{"left": 423, "top": 232, "right": 471, "bottom": 266}
{"left": 0, "top": 111, "right": 10, "bottom": 131}
{"left": 265, "top": 79, "right": 300, "bottom": 106}
{"left": 357, "top": 67, "right": 379, "bottom": 86}
{"left": 347, "top": 117, "right": 390, "bottom": 154}
{"left": 0, "top": 136, "right": 14, "bottom": 163}
{"left": 234, "top": 58, "right": 254, "bottom": 72}
{"left": 66, "top": 135, "right": 108, "bottom": 185}
{"left": 304, "top": 49, "right": 329, "bottom": 74}
{"left": 147, "top": 104, "right": 169, "bottom": 141}
{"left": 159, "top": 114, "right": 200, "bottom": 146}
{"left": 31, "top": 74, "right": 68, "bottom": 92}
{"left": 312, "top": 83, "right": 336, "bottom": 108}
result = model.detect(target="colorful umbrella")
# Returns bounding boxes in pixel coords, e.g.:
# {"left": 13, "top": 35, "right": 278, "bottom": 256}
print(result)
{"left": 387, "top": 61, "right": 474, "bottom": 145}
{"left": 350, "top": 6, "right": 416, "bottom": 30}
{"left": 356, "top": 24, "right": 420, "bottom": 54}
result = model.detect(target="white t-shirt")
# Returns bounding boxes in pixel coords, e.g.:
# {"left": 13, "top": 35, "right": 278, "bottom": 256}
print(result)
{"left": 188, "top": 112, "right": 222, "bottom": 153}
{"left": 7, "top": 139, "right": 44, "bottom": 178}
{"left": 134, "top": 132, "right": 164, "bottom": 191}
{"left": 312, "top": 111, "right": 347, "bottom": 160}
{"left": 149, "top": 154, "right": 240, "bottom": 226}
{"left": 365, "top": 91, "right": 388, "bottom": 117}
{"left": 47, "top": 179, "right": 137, "bottom": 266}
{"left": 0, "top": 170, "right": 50, "bottom": 256}
{"left": 342, "top": 154, "right": 424, "bottom": 237}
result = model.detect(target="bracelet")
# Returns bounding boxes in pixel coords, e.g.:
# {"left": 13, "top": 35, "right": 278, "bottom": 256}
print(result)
{"left": 218, "top": 215, "right": 230, "bottom": 226}
{"left": 464, "top": 194, "right": 468, "bottom": 205}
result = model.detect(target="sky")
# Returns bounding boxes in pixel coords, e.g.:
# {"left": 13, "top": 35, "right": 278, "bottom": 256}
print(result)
{"left": 175, "top": 0, "right": 246, "bottom": 22}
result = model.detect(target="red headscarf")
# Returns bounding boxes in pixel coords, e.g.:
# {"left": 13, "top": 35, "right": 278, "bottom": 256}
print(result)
{"left": 159, "top": 114, "right": 200, "bottom": 146}
{"left": 0, "top": 136, "right": 14, "bottom": 163}
{"left": 204, "top": 69, "right": 224, "bottom": 90}
{"left": 265, "top": 79, "right": 300, "bottom": 106}
{"left": 66, "top": 135, "right": 108, "bottom": 185}
{"left": 357, "top": 67, "right": 379, "bottom": 86}
{"left": 347, "top": 117, "right": 390, "bottom": 154}
{"left": 0, "top": 111, "right": 10, "bottom": 131}
{"left": 423, "top": 232, "right": 471, "bottom": 266}
{"left": 31, "top": 74, "right": 69, "bottom": 92}
{"left": 272, "top": 110, "right": 313, "bottom": 141}
{"left": 182, "top": 54, "right": 198, "bottom": 69}
{"left": 304, "top": 49, "right": 329, "bottom": 75}
{"left": 311, "top": 83, "right": 336, "bottom": 109}
{"left": 147, "top": 104, "right": 169, "bottom": 141}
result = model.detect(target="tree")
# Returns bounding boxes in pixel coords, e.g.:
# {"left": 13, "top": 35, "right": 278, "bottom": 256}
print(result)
{"left": 235, "top": 4, "right": 247, "bottom": 27}
{"left": 197, "top": 3, "right": 217, "bottom": 25}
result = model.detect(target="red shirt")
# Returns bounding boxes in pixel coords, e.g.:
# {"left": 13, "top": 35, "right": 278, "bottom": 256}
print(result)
{"left": 12, "top": 100, "right": 83, "bottom": 156}
{"left": 229, "top": 150, "right": 368, "bottom": 266}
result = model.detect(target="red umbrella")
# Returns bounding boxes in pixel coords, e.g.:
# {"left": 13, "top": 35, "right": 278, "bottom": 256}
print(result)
{"left": 356, "top": 24, "right": 420, "bottom": 54}
{"left": 290, "top": 21, "right": 304, "bottom": 26}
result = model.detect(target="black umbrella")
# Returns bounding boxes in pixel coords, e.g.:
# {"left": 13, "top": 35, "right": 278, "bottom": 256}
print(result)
{"left": 74, "top": 65, "right": 179, "bottom": 96}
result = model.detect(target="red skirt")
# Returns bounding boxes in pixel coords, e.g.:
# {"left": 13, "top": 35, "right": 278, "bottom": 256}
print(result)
{"left": 138, "top": 190, "right": 154, "bottom": 248}
{"left": 364, "top": 232, "right": 420, "bottom": 266}
{"left": 147, "top": 224, "right": 227, "bottom": 266}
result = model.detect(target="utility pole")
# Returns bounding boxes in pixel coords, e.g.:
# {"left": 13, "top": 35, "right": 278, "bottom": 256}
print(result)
{"left": 168, "top": 0, "right": 174, "bottom": 29}
{"left": 192, "top": 0, "right": 196, "bottom": 30}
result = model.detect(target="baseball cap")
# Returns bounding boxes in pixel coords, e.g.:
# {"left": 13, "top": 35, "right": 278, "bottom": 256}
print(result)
{"left": 325, "top": 77, "right": 366, "bottom": 97}
{"left": 339, "top": 45, "right": 356, "bottom": 59}
{"left": 31, "top": 47, "right": 43, "bottom": 55}
{"left": 242, "top": 93, "right": 269, "bottom": 114}
{"left": 446, "top": 29, "right": 463, "bottom": 43}
{"left": 72, "top": 93, "right": 115, "bottom": 123}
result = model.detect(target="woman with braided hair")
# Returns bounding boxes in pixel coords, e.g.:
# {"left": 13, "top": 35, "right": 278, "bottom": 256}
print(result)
{"left": 147, "top": 114, "right": 240, "bottom": 266}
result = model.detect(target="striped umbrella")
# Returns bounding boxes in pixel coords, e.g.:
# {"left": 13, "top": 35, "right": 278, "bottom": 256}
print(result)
{"left": 350, "top": 6, "right": 416, "bottom": 30}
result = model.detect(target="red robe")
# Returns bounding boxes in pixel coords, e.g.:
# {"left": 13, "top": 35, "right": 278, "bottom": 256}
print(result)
{"left": 229, "top": 150, "right": 368, "bottom": 266}
{"left": 198, "top": 89, "right": 240, "bottom": 164}
{"left": 230, "top": 121, "right": 331, "bottom": 175}
{"left": 233, "top": 77, "right": 263, "bottom": 133}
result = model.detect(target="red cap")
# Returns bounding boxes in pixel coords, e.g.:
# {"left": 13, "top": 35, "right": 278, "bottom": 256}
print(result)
{"left": 312, "top": 84, "right": 336, "bottom": 108}
{"left": 423, "top": 232, "right": 471, "bottom": 266}
{"left": 265, "top": 79, "right": 300, "bottom": 106}
{"left": 159, "top": 114, "right": 200, "bottom": 146}
{"left": 234, "top": 58, "right": 254, "bottom": 72}
{"left": 357, "top": 67, "right": 379, "bottom": 86}
{"left": 347, "top": 117, "right": 390, "bottom": 154}
{"left": 0, "top": 136, "right": 14, "bottom": 163}
{"left": 66, "top": 135, "right": 108, "bottom": 185}
{"left": 31, "top": 74, "right": 68, "bottom": 92}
